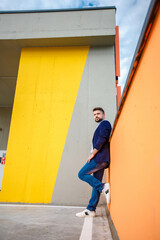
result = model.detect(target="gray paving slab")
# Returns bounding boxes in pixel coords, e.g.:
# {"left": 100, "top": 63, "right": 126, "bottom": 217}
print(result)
{"left": 0, "top": 204, "right": 112, "bottom": 240}
{"left": 92, "top": 207, "right": 113, "bottom": 240}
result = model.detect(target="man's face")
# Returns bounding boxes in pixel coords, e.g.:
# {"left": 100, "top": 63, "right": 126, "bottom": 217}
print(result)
{"left": 93, "top": 110, "right": 105, "bottom": 123}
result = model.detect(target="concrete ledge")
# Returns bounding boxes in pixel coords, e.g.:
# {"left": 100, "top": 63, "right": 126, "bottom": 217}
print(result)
{"left": 105, "top": 206, "right": 120, "bottom": 240}
{"left": 0, "top": 9, "right": 115, "bottom": 41}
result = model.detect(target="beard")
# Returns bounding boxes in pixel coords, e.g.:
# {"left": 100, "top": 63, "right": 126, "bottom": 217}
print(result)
{"left": 95, "top": 118, "right": 103, "bottom": 123}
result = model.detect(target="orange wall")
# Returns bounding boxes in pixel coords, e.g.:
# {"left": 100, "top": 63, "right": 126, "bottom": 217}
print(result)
{"left": 110, "top": 7, "right": 160, "bottom": 240}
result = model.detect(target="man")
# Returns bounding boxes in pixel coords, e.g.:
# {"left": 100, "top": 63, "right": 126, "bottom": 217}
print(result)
{"left": 76, "top": 107, "right": 112, "bottom": 217}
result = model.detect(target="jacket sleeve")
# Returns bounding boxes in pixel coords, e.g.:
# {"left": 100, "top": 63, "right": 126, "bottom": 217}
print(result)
{"left": 94, "top": 121, "right": 111, "bottom": 151}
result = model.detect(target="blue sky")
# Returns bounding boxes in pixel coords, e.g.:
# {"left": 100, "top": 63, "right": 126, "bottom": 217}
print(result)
{"left": 0, "top": 0, "right": 152, "bottom": 92}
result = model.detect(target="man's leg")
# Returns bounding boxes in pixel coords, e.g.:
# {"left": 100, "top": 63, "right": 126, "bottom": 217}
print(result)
{"left": 76, "top": 160, "right": 108, "bottom": 217}
{"left": 86, "top": 168, "right": 104, "bottom": 211}
{"left": 78, "top": 159, "right": 107, "bottom": 193}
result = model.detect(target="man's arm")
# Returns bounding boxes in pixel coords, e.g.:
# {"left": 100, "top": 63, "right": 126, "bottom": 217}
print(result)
{"left": 87, "top": 121, "right": 111, "bottom": 163}
{"left": 94, "top": 121, "right": 111, "bottom": 150}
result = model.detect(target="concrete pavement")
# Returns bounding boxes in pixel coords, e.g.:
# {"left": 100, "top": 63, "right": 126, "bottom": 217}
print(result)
{"left": 0, "top": 204, "right": 113, "bottom": 240}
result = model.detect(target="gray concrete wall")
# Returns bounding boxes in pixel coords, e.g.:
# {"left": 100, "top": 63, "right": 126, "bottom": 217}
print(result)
{"left": 0, "top": 77, "right": 16, "bottom": 107}
{"left": 0, "top": 108, "right": 12, "bottom": 150}
{"left": 52, "top": 46, "right": 116, "bottom": 206}
{"left": 0, "top": 8, "right": 116, "bottom": 108}
{"left": 0, "top": 8, "right": 117, "bottom": 205}
{"left": 0, "top": 9, "right": 115, "bottom": 40}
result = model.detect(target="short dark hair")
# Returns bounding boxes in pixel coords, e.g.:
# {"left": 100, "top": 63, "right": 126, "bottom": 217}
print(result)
{"left": 93, "top": 107, "right": 105, "bottom": 114}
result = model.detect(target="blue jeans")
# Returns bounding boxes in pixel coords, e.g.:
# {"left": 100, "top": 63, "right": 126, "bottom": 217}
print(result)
{"left": 78, "top": 159, "right": 108, "bottom": 211}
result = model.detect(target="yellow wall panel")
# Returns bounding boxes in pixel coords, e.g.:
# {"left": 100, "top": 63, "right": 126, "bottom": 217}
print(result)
{"left": 0, "top": 46, "right": 89, "bottom": 203}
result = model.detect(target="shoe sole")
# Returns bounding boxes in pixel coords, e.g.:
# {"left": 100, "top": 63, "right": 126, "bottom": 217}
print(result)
{"left": 76, "top": 214, "right": 96, "bottom": 218}
{"left": 76, "top": 211, "right": 96, "bottom": 217}
{"left": 103, "top": 183, "right": 110, "bottom": 204}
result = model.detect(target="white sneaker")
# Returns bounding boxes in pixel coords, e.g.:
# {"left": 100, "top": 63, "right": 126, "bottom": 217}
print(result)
{"left": 76, "top": 209, "right": 96, "bottom": 217}
{"left": 102, "top": 183, "right": 110, "bottom": 204}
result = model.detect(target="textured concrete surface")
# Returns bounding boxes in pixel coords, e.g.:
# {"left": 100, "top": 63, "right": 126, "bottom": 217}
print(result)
{"left": 52, "top": 46, "right": 116, "bottom": 206}
{"left": 0, "top": 9, "right": 115, "bottom": 40}
{"left": 93, "top": 207, "right": 113, "bottom": 240}
{"left": 0, "top": 204, "right": 112, "bottom": 240}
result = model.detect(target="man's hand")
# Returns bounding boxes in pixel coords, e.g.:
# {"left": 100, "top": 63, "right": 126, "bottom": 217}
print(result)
{"left": 87, "top": 154, "right": 94, "bottom": 163}
{"left": 87, "top": 148, "right": 98, "bottom": 163}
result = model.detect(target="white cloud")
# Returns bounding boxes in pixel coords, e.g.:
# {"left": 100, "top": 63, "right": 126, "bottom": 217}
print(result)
{"left": 0, "top": 0, "right": 152, "bottom": 92}
{"left": 94, "top": 0, "right": 152, "bottom": 92}
{"left": 114, "top": 0, "right": 151, "bottom": 92}
{"left": 0, "top": 0, "right": 82, "bottom": 10}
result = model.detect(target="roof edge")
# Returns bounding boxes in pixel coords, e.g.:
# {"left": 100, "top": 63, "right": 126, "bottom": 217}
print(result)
{"left": 0, "top": 6, "right": 116, "bottom": 14}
